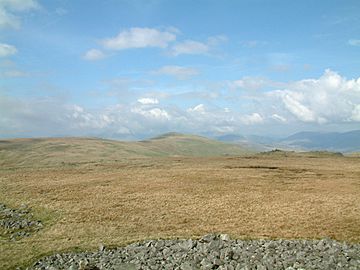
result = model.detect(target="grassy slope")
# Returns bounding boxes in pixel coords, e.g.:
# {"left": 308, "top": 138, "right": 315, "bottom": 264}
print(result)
{"left": 1, "top": 154, "right": 359, "bottom": 269}
{"left": 0, "top": 133, "right": 252, "bottom": 167}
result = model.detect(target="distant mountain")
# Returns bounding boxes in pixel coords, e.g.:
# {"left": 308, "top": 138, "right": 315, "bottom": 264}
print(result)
{"left": 216, "top": 130, "right": 360, "bottom": 153}
{"left": 279, "top": 130, "right": 360, "bottom": 152}
{"left": 216, "top": 134, "right": 246, "bottom": 142}
{"left": 216, "top": 134, "right": 275, "bottom": 151}
{"left": 0, "top": 133, "right": 253, "bottom": 167}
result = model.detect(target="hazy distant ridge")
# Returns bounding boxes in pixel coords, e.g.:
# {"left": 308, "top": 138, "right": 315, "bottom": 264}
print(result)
{"left": 281, "top": 130, "right": 360, "bottom": 152}
{"left": 0, "top": 133, "right": 251, "bottom": 167}
{"left": 217, "top": 130, "right": 360, "bottom": 153}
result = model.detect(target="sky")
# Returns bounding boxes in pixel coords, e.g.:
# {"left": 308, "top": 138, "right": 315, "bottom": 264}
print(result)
{"left": 0, "top": 0, "right": 360, "bottom": 139}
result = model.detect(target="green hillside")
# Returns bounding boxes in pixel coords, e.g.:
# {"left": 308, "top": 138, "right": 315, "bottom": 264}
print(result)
{"left": 0, "top": 133, "right": 252, "bottom": 168}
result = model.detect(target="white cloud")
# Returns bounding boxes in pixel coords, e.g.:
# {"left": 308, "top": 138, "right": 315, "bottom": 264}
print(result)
{"left": 132, "top": 106, "right": 170, "bottom": 121}
{"left": 0, "top": 0, "right": 39, "bottom": 29}
{"left": 152, "top": 65, "right": 199, "bottom": 80}
{"left": 350, "top": 105, "right": 360, "bottom": 122}
{"left": 269, "top": 69, "right": 360, "bottom": 124}
{"left": 83, "top": 49, "right": 106, "bottom": 61}
{"left": 230, "top": 77, "right": 273, "bottom": 91}
{"left": 241, "top": 113, "right": 264, "bottom": 125}
{"left": 167, "top": 34, "right": 226, "bottom": 57}
{"left": 137, "top": 98, "right": 159, "bottom": 105}
{"left": 0, "top": 8, "right": 18, "bottom": 28}
{"left": 187, "top": 104, "right": 206, "bottom": 114}
{"left": 102, "top": 27, "right": 176, "bottom": 50}
{"left": 271, "top": 114, "right": 287, "bottom": 122}
{"left": 207, "top": 35, "right": 228, "bottom": 46}
{"left": 170, "top": 40, "right": 209, "bottom": 56}
{"left": 0, "top": 43, "right": 17, "bottom": 57}
{"left": 271, "top": 64, "right": 291, "bottom": 73}
{"left": 148, "top": 108, "right": 170, "bottom": 120}
{"left": 1, "top": 69, "right": 360, "bottom": 138}
{"left": 281, "top": 92, "right": 318, "bottom": 122}
{"left": 0, "top": 0, "right": 39, "bottom": 11}
{"left": 348, "top": 39, "right": 360, "bottom": 46}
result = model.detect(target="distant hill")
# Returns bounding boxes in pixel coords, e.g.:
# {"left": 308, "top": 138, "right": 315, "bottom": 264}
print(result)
{"left": 216, "top": 130, "right": 360, "bottom": 153}
{"left": 216, "top": 134, "right": 246, "bottom": 142}
{"left": 216, "top": 134, "right": 274, "bottom": 152}
{"left": 0, "top": 133, "right": 252, "bottom": 167}
{"left": 280, "top": 130, "right": 360, "bottom": 152}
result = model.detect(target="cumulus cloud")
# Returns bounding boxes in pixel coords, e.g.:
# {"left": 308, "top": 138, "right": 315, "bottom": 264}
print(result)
{"left": 348, "top": 39, "right": 360, "bottom": 46}
{"left": 350, "top": 105, "right": 360, "bottom": 122}
{"left": 1, "top": 69, "right": 360, "bottom": 138}
{"left": 0, "top": 94, "right": 249, "bottom": 138}
{"left": 152, "top": 65, "right": 199, "bottom": 80}
{"left": 0, "top": 0, "right": 39, "bottom": 29}
{"left": 269, "top": 69, "right": 360, "bottom": 124}
{"left": 83, "top": 49, "right": 106, "bottom": 61}
{"left": 0, "top": 43, "right": 17, "bottom": 57}
{"left": 281, "top": 92, "right": 319, "bottom": 123}
{"left": 132, "top": 106, "right": 170, "bottom": 121}
{"left": 240, "top": 113, "right": 264, "bottom": 125}
{"left": 101, "top": 27, "right": 176, "bottom": 50}
{"left": 137, "top": 97, "right": 159, "bottom": 105}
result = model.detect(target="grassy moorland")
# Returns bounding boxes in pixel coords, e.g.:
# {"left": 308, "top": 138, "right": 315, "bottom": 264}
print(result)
{"left": 0, "top": 133, "right": 252, "bottom": 168}
{"left": 0, "top": 135, "right": 359, "bottom": 269}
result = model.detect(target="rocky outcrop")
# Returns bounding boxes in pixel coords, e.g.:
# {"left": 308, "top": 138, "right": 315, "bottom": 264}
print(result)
{"left": 29, "top": 234, "right": 360, "bottom": 269}
{"left": 0, "top": 203, "right": 42, "bottom": 241}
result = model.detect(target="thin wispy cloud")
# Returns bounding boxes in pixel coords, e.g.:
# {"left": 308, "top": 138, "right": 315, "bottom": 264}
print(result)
{"left": 1, "top": 69, "right": 28, "bottom": 77}
{"left": 0, "top": 0, "right": 39, "bottom": 29}
{"left": 169, "top": 36, "right": 227, "bottom": 56}
{"left": 137, "top": 97, "right": 159, "bottom": 105}
{"left": 348, "top": 39, "right": 360, "bottom": 46}
{"left": 170, "top": 40, "right": 209, "bottom": 56}
{"left": 83, "top": 49, "right": 106, "bottom": 61}
{"left": 0, "top": 43, "right": 17, "bottom": 57}
{"left": 151, "top": 65, "right": 199, "bottom": 80}
{"left": 101, "top": 27, "right": 177, "bottom": 50}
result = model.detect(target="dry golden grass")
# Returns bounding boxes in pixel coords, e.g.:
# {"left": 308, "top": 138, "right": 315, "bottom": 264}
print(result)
{"left": 1, "top": 154, "right": 360, "bottom": 269}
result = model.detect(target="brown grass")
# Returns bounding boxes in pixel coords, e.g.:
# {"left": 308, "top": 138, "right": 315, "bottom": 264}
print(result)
{"left": 1, "top": 155, "right": 360, "bottom": 269}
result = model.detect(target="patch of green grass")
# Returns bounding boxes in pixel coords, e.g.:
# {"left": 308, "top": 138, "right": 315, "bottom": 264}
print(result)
{"left": 0, "top": 201, "right": 60, "bottom": 270}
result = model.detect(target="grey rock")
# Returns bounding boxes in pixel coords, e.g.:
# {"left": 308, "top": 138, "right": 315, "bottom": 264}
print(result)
{"left": 200, "top": 234, "right": 217, "bottom": 243}
{"left": 113, "top": 263, "right": 136, "bottom": 270}
{"left": 0, "top": 202, "right": 43, "bottom": 241}
{"left": 25, "top": 234, "right": 360, "bottom": 270}
{"left": 220, "top": 234, "right": 230, "bottom": 241}
{"left": 180, "top": 261, "right": 196, "bottom": 270}
{"left": 99, "top": 244, "right": 105, "bottom": 252}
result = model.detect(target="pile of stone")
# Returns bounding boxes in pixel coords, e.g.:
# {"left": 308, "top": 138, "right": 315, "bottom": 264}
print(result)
{"left": 28, "top": 234, "right": 360, "bottom": 270}
{"left": 0, "top": 203, "right": 43, "bottom": 241}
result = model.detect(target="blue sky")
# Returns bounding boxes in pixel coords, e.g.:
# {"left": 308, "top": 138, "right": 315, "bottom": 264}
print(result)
{"left": 0, "top": 0, "right": 360, "bottom": 139}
